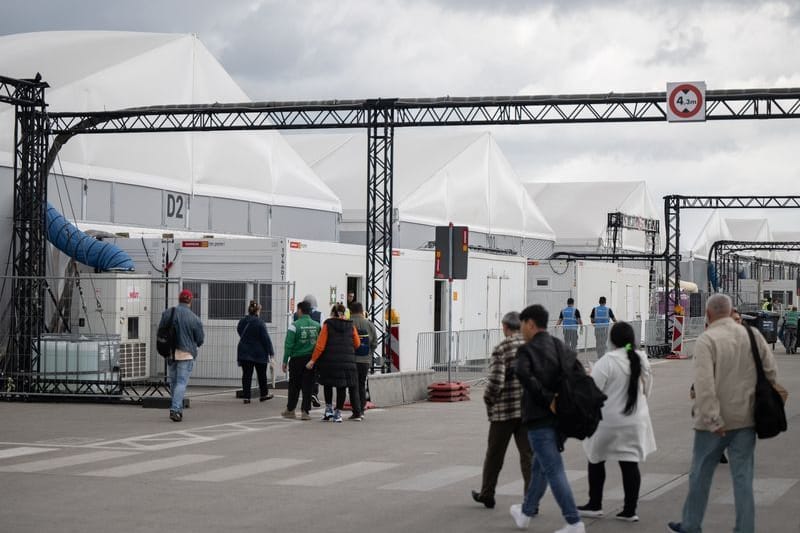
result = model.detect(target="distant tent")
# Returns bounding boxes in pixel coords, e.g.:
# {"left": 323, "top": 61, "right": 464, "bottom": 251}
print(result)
{"left": 288, "top": 131, "right": 555, "bottom": 256}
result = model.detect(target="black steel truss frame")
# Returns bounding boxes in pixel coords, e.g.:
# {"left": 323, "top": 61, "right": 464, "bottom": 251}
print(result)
{"left": 665, "top": 196, "right": 800, "bottom": 343}
{"left": 709, "top": 240, "right": 800, "bottom": 294}
{"left": 2, "top": 76, "right": 49, "bottom": 395}
{"left": 606, "top": 212, "right": 660, "bottom": 256}
{"left": 5, "top": 82, "right": 800, "bottom": 396}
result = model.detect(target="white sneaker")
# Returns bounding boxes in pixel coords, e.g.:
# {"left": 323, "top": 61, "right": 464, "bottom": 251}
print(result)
{"left": 510, "top": 504, "right": 531, "bottom": 530}
{"left": 554, "top": 521, "right": 586, "bottom": 533}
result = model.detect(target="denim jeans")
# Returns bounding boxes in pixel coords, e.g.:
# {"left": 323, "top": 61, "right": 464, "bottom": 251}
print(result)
{"left": 594, "top": 326, "right": 609, "bottom": 358}
{"left": 681, "top": 428, "right": 755, "bottom": 533}
{"left": 522, "top": 426, "right": 580, "bottom": 524}
{"left": 167, "top": 359, "right": 194, "bottom": 413}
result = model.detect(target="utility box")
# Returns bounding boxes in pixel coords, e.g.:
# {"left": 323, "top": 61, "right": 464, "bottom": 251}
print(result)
{"left": 77, "top": 273, "right": 152, "bottom": 380}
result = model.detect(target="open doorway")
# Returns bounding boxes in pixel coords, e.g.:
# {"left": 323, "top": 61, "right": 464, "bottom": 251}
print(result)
{"left": 346, "top": 275, "right": 363, "bottom": 310}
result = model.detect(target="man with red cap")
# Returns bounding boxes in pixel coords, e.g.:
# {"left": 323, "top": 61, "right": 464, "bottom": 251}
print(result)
{"left": 159, "top": 288, "right": 205, "bottom": 422}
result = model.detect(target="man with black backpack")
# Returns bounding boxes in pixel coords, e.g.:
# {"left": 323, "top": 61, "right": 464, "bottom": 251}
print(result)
{"left": 511, "top": 304, "right": 586, "bottom": 533}
{"left": 349, "top": 302, "right": 376, "bottom": 417}
{"left": 158, "top": 289, "right": 205, "bottom": 422}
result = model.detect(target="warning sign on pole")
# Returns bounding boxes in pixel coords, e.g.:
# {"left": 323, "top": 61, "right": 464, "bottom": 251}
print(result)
{"left": 666, "top": 81, "right": 706, "bottom": 122}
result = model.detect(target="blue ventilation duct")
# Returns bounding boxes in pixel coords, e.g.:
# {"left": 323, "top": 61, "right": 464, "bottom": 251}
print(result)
{"left": 45, "top": 202, "right": 134, "bottom": 271}
{"left": 707, "top": 262, "right": 718, "bottom": 291}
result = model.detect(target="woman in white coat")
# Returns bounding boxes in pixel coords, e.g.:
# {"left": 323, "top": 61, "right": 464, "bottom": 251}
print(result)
{"left": 577, "top": 321, "right": 656, "bottom": 523}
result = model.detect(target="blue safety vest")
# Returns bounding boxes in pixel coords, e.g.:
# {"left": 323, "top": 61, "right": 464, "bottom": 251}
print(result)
{"left": 561, "top": 306, "right": 578, "bottom": 330}
{"left": 594, "top": 305, "right": 610, "bottom": 325}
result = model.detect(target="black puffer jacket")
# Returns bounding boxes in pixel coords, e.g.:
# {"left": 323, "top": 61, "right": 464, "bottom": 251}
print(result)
{"left": 515, "top": 332, "right": 564, "bottom": 429}
{"left": 316, "top": 318, "right": 358, "bottom": 388}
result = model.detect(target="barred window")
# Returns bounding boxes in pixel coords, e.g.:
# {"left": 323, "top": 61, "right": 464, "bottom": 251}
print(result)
{"left": 208, "top": 282, "right": 246, "bottom": 320}
{"left": 256, "top": 283, "right": 273, "bottom": 323}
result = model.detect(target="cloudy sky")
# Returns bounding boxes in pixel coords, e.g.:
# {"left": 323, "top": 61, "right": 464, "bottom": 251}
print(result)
{"left": 2, "top": 0, "right": 800, "bottom": 246}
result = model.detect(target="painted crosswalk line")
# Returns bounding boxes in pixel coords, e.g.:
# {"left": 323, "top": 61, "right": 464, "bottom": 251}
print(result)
{"left": 277, "top": 461, "right": 400, "bottom": 487}
{"left": 379, "top": 466, "right": 482, "bottom": 491}
{"left": 494, "top": 470, "right": 587, "bottom": 496}
{"left": 179, "top": 458, "right": 311, "bottom": 482}
{"left": 0, "top": 450, "right": 139, "bottom": 473}
{"left": 81, "top": 454, "right": 221, "bottom": 478}
{"left": 0, "top": 447, "right": 57, "bottom": 460}
{"left": 715, "top": 478, "right": 799, "bottom": 506}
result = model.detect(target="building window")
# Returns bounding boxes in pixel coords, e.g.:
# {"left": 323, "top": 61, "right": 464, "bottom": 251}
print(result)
{"left": 536, "top": 279, "right": 549, "bottom": 287}
{"left": 208, "top": 282, "right": 246, "bottom": 320}
{"left": 256, "top": 283, "right": 273, "bottom": 323}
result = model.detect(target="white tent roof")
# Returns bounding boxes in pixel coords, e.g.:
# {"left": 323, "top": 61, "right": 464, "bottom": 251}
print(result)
{"left": 522, "top": 180, "right": 660, "bottom": 248}
{"left": 771, "top": 230, "right": 800, "bottom": 264}
{"left": 0, "top": 31, "right": 341, "bottom": 213}
{"left": 287, "top": 131, "right": 555, "bottom": 240}
{"left": 690, "top": 211, "right": 773, "bottom": 259}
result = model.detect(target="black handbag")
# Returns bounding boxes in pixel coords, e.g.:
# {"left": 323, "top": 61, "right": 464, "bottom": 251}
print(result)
{"left": 744, "top": 324, "right": 787, "bottom": 439}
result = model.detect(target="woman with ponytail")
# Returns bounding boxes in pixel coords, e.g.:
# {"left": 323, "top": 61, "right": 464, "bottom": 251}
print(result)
{"left": 577, "top": 321, "right": 656, "bottom": 523}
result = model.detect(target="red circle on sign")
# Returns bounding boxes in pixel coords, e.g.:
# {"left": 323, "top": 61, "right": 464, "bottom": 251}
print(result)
{"left": 669, "top": 84, "right": 704, "bottom": 118}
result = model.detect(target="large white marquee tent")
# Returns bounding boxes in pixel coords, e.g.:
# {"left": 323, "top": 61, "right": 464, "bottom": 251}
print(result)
{"left": 287, "top": 130, "right": 555, "bottom": 256}
{"left": 0, "top": 31, "right": 342, "bottom": 252}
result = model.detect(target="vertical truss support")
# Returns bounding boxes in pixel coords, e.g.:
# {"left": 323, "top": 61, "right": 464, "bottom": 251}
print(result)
{"left": 365, "top": 100, "right": 396, "bottom": 373}
{"left": 664, "top": 196, "right": 681, "bottom": 344}
{"left": 6, "top": 80, "right": 48, "bottom": 392}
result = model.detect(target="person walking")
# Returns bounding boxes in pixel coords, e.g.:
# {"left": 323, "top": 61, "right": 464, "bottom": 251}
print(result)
{"left": 282, "top": 300, "right": 321, "bottom": 420}
{"left": 557, "top": 298, "right": 583, "bottom": 352}
{"left": 590, "top": 296, "right": 616, "bottom": 359}
{"left": 306, "top": 303, "right": 362, "bottom": 422}
{"left": 781, "top": 305, "right": 798, "bottom": 354}
{"left": 471, "top": 311, "right": 532, "bottom": 510}
{"left": 577, "top": 321, "right": 656, "bottom": 523}
{"left": 511, "top": 304, "right": 586, "bottom": 533}
{"left": 236, "top": 300, "right": 274, "bottom": 404}
{"left": 159, "top": 289, "right": 204, "bottom": 422}
{"left": 349, "top": 302, "right": 377, "bottom": 417}
{"left": 668, "top": 294, "right": 780, "bottom": 533}
{"left": 294, "top": 294, "right": 323, "bottom": 407}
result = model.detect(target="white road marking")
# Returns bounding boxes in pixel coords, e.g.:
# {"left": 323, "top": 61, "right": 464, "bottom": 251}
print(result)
{"left": 81, "top": 454, "right": 221, "bottom": 478}
{"left": 379, "top": 466, "right": 482, "bottom": 491}
{"left": 715, "top": 478, "right": 798, "bottom": 506}
{"left": 278, "top": 461, "right": 399, "bottom": 487}
{"left": 0, "top": 450, "right": 139, "bottom": 473}
{"left": 178, "top": 458, "right": 311, "bottom": 482}
{"left": 0, "top": 447, "right": 57, "bottom": 460}
{"left": 494, "top": 470, "right": 586, "bottom": 496}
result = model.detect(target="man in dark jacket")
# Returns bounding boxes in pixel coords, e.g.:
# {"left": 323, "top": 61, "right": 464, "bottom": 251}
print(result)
{"left": 349, "top": 302, "right": 377, "bottom": 416}
{"left": 159, "top": 289, "right": 205, "bottom": 422}
{"left": 511, "top": 304, "right": 585, "bottom": 533}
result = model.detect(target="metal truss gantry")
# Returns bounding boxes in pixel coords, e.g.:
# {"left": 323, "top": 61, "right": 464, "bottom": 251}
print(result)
{"left": 5, "top": 85, "right": 800, "bottom": 389}
{"left": 665, "top": 196, "right": 800, "bottom": 343}
{"left": 709, "top": 240, "right": 800, "bottom": 294}
{"left": 0, "top": 75, "right": 49, "bottom": 392}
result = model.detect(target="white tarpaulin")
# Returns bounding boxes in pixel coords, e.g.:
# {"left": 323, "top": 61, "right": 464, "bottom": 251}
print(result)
{"left": 0, "top": 31, "right": 341, "bottom": 213}
{"left": 287, "top": 130, "right": 554, "bottom": 240}
{"left": 522, "top": 180, "right": 661, "bottom": 251}
{"left": 691, "top": 211, "right": 773, "bottom": 260}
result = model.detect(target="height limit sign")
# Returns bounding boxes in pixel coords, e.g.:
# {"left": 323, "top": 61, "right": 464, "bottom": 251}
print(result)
{"left": 666, "top": 81, "right": 706, "bottom": 122}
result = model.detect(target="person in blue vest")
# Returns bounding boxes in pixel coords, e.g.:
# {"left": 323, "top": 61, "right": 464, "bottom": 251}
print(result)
{"left": 557, "top": 298, "right": 583, "bottom": 352}
{"left": 590, "top": 296, "right": 617, "bottom": 358}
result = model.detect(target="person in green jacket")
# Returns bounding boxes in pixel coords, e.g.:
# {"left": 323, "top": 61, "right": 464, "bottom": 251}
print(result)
{"left": 282, "top": 300, "right": 321, "bottom": 420}
{"left": 783, "top": 306, "right": 798, "bottom": 354}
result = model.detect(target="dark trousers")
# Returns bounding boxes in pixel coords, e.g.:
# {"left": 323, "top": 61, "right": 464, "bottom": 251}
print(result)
{"left": 323, "top": 384, "right": 361, "bottom": 416}
{"left": 286, "top": 356, "right": 313, "bottom": 413}
{"left": 587, "top": 460, "right": 641, "bottom": 514}
{"left": 356, "top": 362, "right": 369, "bottom": 411}
{"left": 479, "top": 418, "right": 533, "bottom": 499}
{"left": 240, "top": 361, "right": 268, "bottom": 400}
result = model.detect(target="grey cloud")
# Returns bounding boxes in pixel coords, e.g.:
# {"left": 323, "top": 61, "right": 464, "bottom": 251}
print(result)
{"left": 646, "top": 26, "right": 708, "bottom": 66}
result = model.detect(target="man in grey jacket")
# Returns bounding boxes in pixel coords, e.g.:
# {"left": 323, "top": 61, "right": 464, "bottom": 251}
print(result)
{"left": 159, "top": 289, "right": 205, "bottom": 422}
{"left": 668, "top": 294, "right": 779, "bottom": 533}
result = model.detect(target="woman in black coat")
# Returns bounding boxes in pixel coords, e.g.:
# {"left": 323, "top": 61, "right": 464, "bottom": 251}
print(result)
{"left": 306, "top": 303, "right": 361, "bottom": 422}
{"left": 237, "top": 300, "right": 275, "bottom": 403}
